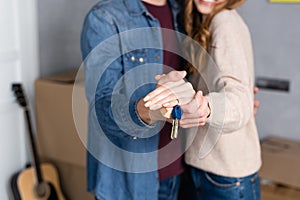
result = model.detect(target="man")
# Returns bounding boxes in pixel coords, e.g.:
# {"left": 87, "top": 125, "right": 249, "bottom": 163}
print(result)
{"left": 81, "top": 0, "right": 192, "bottom": 199}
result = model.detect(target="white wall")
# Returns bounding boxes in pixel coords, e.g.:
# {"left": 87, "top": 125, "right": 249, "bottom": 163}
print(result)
{"left": 38, "top": 0, "right": 99, "bottom": 77}
{"left": 0, "top": 0, "right": 39, "bottom": 199}
{"left": 238, "top": 1, "right": 300, "bottom": 141}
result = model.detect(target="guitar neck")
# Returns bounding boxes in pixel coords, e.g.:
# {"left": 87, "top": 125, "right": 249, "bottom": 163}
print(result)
{"left": 12, "top": 83, "right": 44, "bottom": 184}
{"left": 24, "top": 105, "right": 43, "bottom": 184}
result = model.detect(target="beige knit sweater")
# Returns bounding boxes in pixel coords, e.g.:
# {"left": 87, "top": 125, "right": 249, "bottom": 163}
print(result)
{"left": 185, "top": 9, "right": 261, "bottom": 177}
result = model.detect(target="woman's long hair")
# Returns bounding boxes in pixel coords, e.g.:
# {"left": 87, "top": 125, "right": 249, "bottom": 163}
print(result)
{"left": 183, "top": 0, "right": 245, "bottom": 74}
{"left": 184, "top": 0, "right": 245, "bottom": 50}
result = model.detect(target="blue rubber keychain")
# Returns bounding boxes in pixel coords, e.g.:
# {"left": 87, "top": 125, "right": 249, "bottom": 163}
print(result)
{"left": 171, "top": 105, "right": 182, "bottom": 139}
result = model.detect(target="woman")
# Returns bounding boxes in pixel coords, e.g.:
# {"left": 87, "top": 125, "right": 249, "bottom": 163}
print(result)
{"left": 144, "top": 0, "right": 261, "bottom": 199}
{"left": 184, "top": 0, "right": 261, "bottom": 199}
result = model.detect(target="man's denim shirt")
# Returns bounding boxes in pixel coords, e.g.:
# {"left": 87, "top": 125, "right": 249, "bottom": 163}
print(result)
{"left": 81, "top": 0, "right": 182, "bottom": 199}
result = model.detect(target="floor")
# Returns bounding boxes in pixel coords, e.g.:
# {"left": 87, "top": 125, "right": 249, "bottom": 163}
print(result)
{"left": 261, "top": 183, "right": 300, "bottom": 200}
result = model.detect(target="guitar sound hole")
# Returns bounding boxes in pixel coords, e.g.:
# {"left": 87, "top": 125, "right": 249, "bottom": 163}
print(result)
{"left": 35, "top": 182, "right": 50, "bottom": 198}
{"left": 35, "top": 181, "right": 59, "bottom": 200}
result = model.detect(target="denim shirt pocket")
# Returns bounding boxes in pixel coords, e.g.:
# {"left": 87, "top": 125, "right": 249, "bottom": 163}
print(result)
{"left": 122, "top": 47, "right": 161, "bottom": 93}
{"left": 123, "top": 48, "right": 148, "bottom": 72}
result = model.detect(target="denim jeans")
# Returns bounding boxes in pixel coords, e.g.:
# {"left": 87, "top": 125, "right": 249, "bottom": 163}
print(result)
{"left": 159, "top": 174, "right": 182, "bottom": 200}
{"left": 189, "top": 167, "right": 260, "bottom": 200}
{"left": 95, "top": 175, "right": 181, "bottom": 200}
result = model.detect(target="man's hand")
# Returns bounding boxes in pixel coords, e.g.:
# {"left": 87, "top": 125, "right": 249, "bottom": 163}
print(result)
{"left": 136, "top": 98, "right": 168, "bottom": 125}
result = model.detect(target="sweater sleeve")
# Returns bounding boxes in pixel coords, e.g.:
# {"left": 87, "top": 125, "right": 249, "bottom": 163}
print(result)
{"left": 204, "top": 12, "right": 254, "bottom": 134}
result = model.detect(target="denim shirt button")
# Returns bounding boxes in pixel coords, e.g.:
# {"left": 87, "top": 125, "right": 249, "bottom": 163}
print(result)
{"left": 131, "top": 56, "right": 135, "bottom": 62}
{"left": 139, "top": 57, "right": 144, "bottom": 63}
{"left": 132, "top": 136, "right": 138, "bottom": 140}
{"left": 156, "top": 55, "right": 160, "bottom": 60}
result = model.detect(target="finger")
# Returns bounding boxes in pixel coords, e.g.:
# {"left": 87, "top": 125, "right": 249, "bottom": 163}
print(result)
{"left": 155, "top": 74, "right": 165, "bottom": 81}
{"left": 162, "top": 88, "right": 195, "bottom": 106}
{"left": 145, "top": 80, "right": 189, "bottom": 104}
{"left": 181, "top": 108, "right": 206, "bottom": 120}
{"left": 144, "top": 86, "right": 169, "bottom": 102}
{"left": 160, "top": 107, "right": 173, "bottom": 118}
{"left": 157, "top": 70, "right": 187, "bottom": 85}
{"left": 163, "top": 96, "right": 194, "bottom": 108}
{"left": 254, "top": 86, "right": 259, "bottom": 94}
{"left": 253, "top": 99, "right": 260, "bottom": 116}
{"left": 147, "top": 82, "right": 194, "bottom": 108}
{"left": 151, "top": 91, "right": 195, "bottom": 110}
{"left": 180, "top": 91, "right": 203, "bottom": 114}
{"left": 198, "top": 97, "right": 209, "bottom": 118}
{"left": 148, "top": 92, "right": 176, "bottom": 110}
{"left": 253, "top": 109, "right": 257, "bottom": 116}
{"left": 162, "top": 99, "right": 179, "bottom": 108}
{"left": 180, "top": 98, "right": 199, "bottom": 114}
{"left": 147, "top": 88, "right": 173, "bottom": 104}
{"left": 179, "top": 117, "right": 207, "bottom": 128}
{"left": 181, "top": 116, "right": 207, "bottom": 124}
{"left": 182, "top": 95, "right": 208, "bottom": 120}
{"left": 181, "top": 122, "right": 206, "bottom": 128}
{"left": 144, "top": 80, "right": 184, "bottom": 102}
{"left": 145, "top": 85, "right": 177, "bottom": 108}
{"left": 254, "top": 100, "right": 260, "bottom": 108}
{"left": 146, "top": 72, "right": 189, "bottom": 102}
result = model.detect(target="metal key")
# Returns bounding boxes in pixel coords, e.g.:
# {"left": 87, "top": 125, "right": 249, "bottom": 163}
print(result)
{"left": 171, "top": 105, "right": 182, "bottom": 140}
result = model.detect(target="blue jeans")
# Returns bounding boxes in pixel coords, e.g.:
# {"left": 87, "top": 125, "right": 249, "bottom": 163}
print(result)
{"left": 189, "top": 167, "right": 260, "bottom": 200}
{"left": 159, "top": 174, "right": 181, "bottom": 200}
{"left": 95, "top": 175, "right": 181, "bottom": 200}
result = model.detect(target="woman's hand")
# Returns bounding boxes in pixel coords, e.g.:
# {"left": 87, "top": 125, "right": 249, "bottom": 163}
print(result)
{"left": 179, "top": 91, "right": 211, "bottom": 128}
{"left": 253, "top": 87, "right": 260, "bottom": 116}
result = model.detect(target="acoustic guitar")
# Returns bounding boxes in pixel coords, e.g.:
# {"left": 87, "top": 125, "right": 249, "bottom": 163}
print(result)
{"left": 10, "top": 83, "right": 66, "bottom": 200}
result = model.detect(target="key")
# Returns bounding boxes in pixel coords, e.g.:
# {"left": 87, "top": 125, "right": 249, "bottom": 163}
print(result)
{"left": 171, "top": 105, "right": 182, "bottom": 140}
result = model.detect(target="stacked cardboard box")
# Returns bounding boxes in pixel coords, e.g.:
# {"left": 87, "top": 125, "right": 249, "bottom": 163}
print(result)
{"left": 260, "top": 136, "right": 300, "bottom": 199}
{"left": 260, "top": 136, "right": 300, "bottom": 189}
{"left": 35, "top": 70, "right": 93, "bottom": 200}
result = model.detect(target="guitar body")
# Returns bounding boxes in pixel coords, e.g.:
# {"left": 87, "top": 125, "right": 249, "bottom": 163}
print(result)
{"left": 12, "top": 163, "right": 66, "bottom": 200}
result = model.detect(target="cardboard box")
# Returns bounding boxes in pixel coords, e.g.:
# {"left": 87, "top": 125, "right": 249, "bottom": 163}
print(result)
{"left": 35, "top": 70, "right": 88, "bottom": 167}
{"left": 260, "top": 136, "right": 300, "bottom": 189}
{"left": 261, "top": 181, "right": 300, "bottom": 200}
{"left": 35, "top": 70, "right": 91, "bottom": 199}
{"left": 41, "top": 157, "right": 94, "bottom": 200}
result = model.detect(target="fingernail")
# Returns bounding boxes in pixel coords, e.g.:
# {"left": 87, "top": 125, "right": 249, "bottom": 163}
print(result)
{"left": 144, "top": 101, "right": 151, "bottom": 107}
{"left": 144, "top": 96, "right": 150, "bottom": 102}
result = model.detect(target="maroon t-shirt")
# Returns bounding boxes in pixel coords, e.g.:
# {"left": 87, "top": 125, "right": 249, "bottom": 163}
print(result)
{"left": 143, "top": 2, "right": 185, "bottom": 181}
